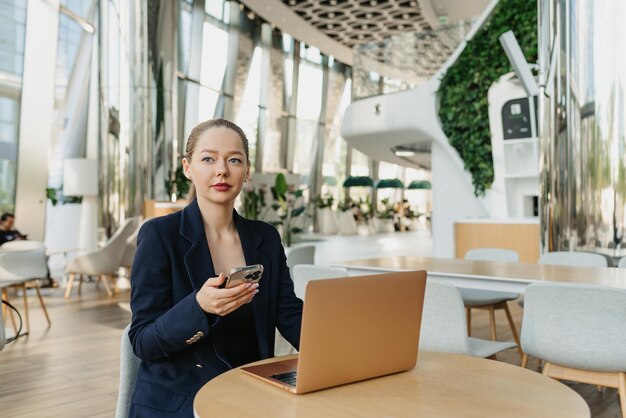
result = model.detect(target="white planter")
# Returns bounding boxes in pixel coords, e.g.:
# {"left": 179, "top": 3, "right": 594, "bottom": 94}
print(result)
{"left": 337, "top": 211, "right": 358, "bottom": 235}
{"left": 374, "top": 218, "right": 395, "bottom": 233}
{"left": 317, "top": 208, "right": 338, "bottom": 235}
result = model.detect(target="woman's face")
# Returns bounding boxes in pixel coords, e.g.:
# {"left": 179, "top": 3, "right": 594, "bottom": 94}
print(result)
{"left": 183, "top": 127, "right": 250, "bottom": 206}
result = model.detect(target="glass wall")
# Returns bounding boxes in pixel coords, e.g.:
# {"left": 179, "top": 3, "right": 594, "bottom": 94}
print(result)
{"left": 0, "top": 0, "right": 27, "bottom": 213}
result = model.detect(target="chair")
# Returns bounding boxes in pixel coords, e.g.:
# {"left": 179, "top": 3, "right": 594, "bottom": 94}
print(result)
{"left": 285, "top": 245, "right": 315, "bottom": 276}
{"left": 0, "top": 240, "right": 51, "bottom": 335}
{"left": 461, "top": 248, "right": 522, "bottom": 357}
{"left": 120, "top": 220, "right": 142, "bottom": 270}
{"left": 274, "top": 264, "right": 348, "bottom": 356}
{"left": 521, "top": 282, "right": 626, "bottom": 417}
{"left": 619, "top": 257, "right": 626, "bottom": 268}
{"left": 420, "top": 282, "right": 517, "bottom": 358}
{"left": 539, "top": 251, "right": 609, "bottom": 268}
{"left": 116, "top": 324, "right": 140, "bottom": 418}
{"left": 65, "top": 217, "right": 139, "bottom": 298}
{"left": 291, "top": 264, "right": 348, "bottom": 300}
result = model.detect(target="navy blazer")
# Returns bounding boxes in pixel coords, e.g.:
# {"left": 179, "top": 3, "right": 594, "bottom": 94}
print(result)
{"left": 128, "top": 199, "right": 303, "bottom": 417}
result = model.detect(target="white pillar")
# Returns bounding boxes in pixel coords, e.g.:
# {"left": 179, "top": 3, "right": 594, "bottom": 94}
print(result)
{"left": 14, "top": 0, "right": 60, "bottom": 241}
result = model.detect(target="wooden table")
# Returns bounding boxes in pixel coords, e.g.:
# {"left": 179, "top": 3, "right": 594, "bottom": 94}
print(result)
{"left": 333, "top": 256, "right": 626, "bottom": 293}
{"left": 193, "top": 351, "right": 590, "bottom": 418}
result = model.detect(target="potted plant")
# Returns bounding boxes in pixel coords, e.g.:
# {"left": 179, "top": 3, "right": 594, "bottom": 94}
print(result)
{"left": 270, "top": 173, "right": 307, "bottom": 247}
{"left": 375, "top": 197, "right": 396, "bottom": 233}
{"left": 315, "top": 194, "right": 337, "bottom": 235}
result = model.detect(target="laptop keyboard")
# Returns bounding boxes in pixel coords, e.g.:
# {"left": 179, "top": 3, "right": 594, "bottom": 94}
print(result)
{"left": 270, "top": 371, "right": 298, "bottom": 386}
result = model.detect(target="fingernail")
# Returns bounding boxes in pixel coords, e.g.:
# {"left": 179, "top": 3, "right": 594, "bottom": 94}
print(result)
{"left": 253, "top": 289, "right": 259, "bottom": 295}
{"left": 252, "top": 283, "right": 260, "bottom": 288}
{"left": 245, "top": 283, "right": 252, "bottom": 289}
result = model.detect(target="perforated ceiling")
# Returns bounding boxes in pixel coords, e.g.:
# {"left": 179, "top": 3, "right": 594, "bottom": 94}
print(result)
{"left": 282, "top": 0, "right": 432, "bottom": 47}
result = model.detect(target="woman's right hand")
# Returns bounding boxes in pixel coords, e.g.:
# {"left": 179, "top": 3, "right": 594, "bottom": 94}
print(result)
{"left": 195, "top": 273, "right": 259, "bottom": 316}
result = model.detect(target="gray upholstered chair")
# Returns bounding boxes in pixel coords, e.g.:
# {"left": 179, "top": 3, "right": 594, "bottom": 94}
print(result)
{"left": 116, "top": 324, "right": 140, "bottom": 418}
{"left": 65, "top": 217, "right": 139, "bottom": 298}
{"left": 285, "top": 245, "right": 315, "bottom": 277}
{"left": 539, "top": 251, "right": 609, "bottom": 268}
{"left": 420, "top": 282, "right": 517, "bottom": 358}
{"left": 461, "top": 248, "right": 522, "bottom": 357}
{"left": 0, "top": 240, "right": 51, "bottom": 334}
{"left": 521, "top": 282, "right": 626, "bottom": 416}
{"left": 274, "top": 264, "right": 348, "bottom": 356}
{"left": 291, "top": 264, "right": 349, "bottom": 300}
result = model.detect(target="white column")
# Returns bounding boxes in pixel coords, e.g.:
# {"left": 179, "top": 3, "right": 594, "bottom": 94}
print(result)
{"left": 14, "top": 0, "right": 60, "bottom": 241}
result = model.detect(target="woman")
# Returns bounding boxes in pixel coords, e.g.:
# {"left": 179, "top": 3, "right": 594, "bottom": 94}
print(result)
{"left": 129, "top": 119, "right": 303, "bottom": 417}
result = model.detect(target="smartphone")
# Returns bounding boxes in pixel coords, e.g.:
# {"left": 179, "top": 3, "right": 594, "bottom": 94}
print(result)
{"left": 224, "top": 264, "right": 264, "bottom": 289}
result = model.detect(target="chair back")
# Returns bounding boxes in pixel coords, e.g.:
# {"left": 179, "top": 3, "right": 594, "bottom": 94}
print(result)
{"left": 68, "top": 217, "right": 139, "bottom": 274}
{"left": 0, "top": 240, "right": 45, "bottom": 252}
{"left": 120, "top": 220, "right": 142, "bottom": 269}
{"left": 291, "top": 264, "right": 348, "bottom": 300}
{"left": 464, "top": 248, "right": 519, "bottom": 262}
{"left": 419, "top": 282, "right": 470, "bottom": 355}
{"left": 521, "top": 282, "right": 626, "bottom": 372}
{"left": 0, "top": 241, "right": 48, "bottom": 280}
{"left": 286, "top": 245, "right": 315, "bottom": 273}
{"left": 116, "top": 324, "right": 141, "bottom": 418}
{"left": 538, "top": 251, "right": 608, "bottom": 267}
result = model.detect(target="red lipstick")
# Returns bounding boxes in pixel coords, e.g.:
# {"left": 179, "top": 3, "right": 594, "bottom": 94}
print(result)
{"left": 212, "top": 182, "right": 232, "bottom": 192}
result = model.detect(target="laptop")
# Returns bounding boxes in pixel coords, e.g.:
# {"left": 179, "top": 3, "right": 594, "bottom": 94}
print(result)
{"left": 241, "top": 270, "right": 427, "bottom": 394}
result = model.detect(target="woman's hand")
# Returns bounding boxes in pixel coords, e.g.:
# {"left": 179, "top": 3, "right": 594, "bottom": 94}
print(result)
{"left": 195, "top": 273, "right": 259, "bottom": 316}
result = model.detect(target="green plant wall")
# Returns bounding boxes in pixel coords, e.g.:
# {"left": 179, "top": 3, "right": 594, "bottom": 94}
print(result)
{"left": 437, "top": 0, "right": 537, "bottom": 196}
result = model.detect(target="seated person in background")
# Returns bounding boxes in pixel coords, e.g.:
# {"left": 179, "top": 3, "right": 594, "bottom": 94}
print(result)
{"left": 0, "top": 213, "right": 27, "bottom": 246}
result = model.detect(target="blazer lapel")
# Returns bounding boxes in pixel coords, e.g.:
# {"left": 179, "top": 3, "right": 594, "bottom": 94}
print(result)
{"left": 180, "top": 199, "right": 216, "bottom": 290}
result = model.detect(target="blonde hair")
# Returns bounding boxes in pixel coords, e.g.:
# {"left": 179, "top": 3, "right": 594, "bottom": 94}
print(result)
{"left": 184, "top": 118, "right": 250, "bottom": 200}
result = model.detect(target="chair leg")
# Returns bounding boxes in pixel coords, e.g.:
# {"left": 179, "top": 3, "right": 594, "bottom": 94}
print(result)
{"left": 502, "top": 302, "right": 523, "bottom": 358}
{"left": 618, "top": 372, "right": 626, "bottom": 418}
{"left": 2, "top": 288, "right": 18, "bottom": 334}
{"left": 542, "top": 361, "right": 553, "bottom": 378}
{"left": 78, "top": 274, "right": 83, "bottom": 295}
{"left": 20, "top": 283, "right": 30, "bottom": 335}
{"left": 521, "top": 353, "right": 528, "bottom": 369}
{"left": 100, "top": 274, "right": 113, "bottom": 297}
{"left": 488, "top": 305, "right": 497, "bottom": 341}
{"left": 466, "top": 306, "right": 472, "bottom": 336}
{"left": 33, "top": 282, "right": 51, "bottom": 327}
{"left": 65, "top": 273, "right": 76, "bottom": 298}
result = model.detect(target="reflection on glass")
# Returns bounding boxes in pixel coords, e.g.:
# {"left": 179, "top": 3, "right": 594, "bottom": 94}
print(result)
{"left": 540, "top": 0, "right": 626, "bottom": 255}
{"left": 200, "top": 21, "right": 229, "bottom": 91}
{"left": 0, "top": 0, "right": 27, "bottom": 213}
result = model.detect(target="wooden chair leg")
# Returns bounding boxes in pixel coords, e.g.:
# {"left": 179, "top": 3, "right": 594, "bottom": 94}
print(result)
{"left": 542, "top": 361, "right": 552, "bottom": 377}
{"left": 78, "top": 274, "right": 83, "bottom": 295}
{"left": 488, "top": 305, "right": 497, "bottom": 341}
{"left": 100, "top": 274, "right": 113, "bottom": 297}
{"left": 65, "top": 273, "right": 76, "bottom": 298}
{"left": 521, "top": 353, "right": 528, "bottom": 369}
{"left": 502, "top": 302, "right": 523, "bottom": 358}
{"left": 2, "top": 288, "right": 18, "bottom": 334}
{"left": 466, "top": 306, "right": 472, "bottom": 336}
{"left": 33, "top": 282, "right": 51, "bottom": 327}
{"left": 618, "top": 372, "right": 626, "bottom": 418}
{"left": 20, "top": 283, "right": 30, "bottom": 335}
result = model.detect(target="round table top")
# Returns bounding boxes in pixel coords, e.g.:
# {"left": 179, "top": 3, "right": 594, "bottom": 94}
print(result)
{"left": 194, "top": 351, "right": 590, "bottom": 418}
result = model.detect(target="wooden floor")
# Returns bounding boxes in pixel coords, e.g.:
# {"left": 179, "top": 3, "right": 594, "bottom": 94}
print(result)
{"left": 0, "top": 284, "right": 622, "bottom": 417}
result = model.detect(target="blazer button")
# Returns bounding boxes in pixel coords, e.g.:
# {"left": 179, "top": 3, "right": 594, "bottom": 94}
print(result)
{"left": 197, "top": 331, "right": 204, "bottom": 338}
{"left": 185, "top": 339, "right": 192, "bottom": 345}
{"left": 191, "top": 336, "right": 199, "bottom": 343}
{"left": 196, "top": 363, "right": 203, "bottom": 368}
